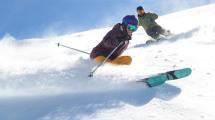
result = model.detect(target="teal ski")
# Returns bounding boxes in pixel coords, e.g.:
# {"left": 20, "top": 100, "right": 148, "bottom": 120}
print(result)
{"left": 137, "top": 68, "right": 192, "bottom": 87}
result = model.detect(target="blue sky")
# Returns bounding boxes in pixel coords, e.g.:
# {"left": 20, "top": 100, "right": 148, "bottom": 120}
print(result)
{"left": 0, "top": 0, "right": 215, "bottom": 39}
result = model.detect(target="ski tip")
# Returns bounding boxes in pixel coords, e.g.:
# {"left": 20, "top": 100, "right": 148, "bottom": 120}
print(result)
{"left": 174, "top": 68, "right": 192, "bottom": 79}
{"left": 182, "top": 68, "right": 192, "bottom": 75}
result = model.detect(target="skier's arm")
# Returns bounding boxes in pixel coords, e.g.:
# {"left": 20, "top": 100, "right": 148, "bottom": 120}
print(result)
{"left": 103, "top": 38, "right": 120, "bottom": 49}
{"left": 150, "top": 13, "right": 158, "bottom": 20}
{"left": 102, "top": 25, "right": 124, "bottom": 48}
{"left": 138, "top": 17, "right": 143, "bottom": 26}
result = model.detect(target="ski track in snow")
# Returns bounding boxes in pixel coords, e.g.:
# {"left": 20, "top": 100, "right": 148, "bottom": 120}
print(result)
{"left": 0, "top": 4, "right": 215, "bottom": 120}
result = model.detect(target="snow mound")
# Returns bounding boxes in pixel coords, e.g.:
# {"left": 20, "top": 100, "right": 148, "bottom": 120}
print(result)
{"left": 0, "top": 4, "right": 215, "bottom": 120}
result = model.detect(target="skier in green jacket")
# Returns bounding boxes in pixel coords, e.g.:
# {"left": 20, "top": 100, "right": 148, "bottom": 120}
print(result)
{"left": 137, "top": 6, "right": 171, "bottom": 40}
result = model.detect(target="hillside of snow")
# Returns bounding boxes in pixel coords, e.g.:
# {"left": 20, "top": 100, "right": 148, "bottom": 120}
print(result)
{"left": 0, "top": 4, "right": 215, "bottom": 120}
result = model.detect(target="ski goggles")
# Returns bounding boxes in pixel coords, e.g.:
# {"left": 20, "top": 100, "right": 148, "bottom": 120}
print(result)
{"left": 127, "top": 24, "right": 137, "bottom": 31}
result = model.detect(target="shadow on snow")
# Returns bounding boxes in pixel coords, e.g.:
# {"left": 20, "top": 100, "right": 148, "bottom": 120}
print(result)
{"left": 0, "top": 83, "right": 181, "bottom": 120}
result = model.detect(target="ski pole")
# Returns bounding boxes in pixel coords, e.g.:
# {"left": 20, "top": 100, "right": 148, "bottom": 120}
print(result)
{"left": 88, "top": 41, "right": 124, "bottom": 77}
{"left": 57, "top": 43, "right": 90, "bottom": 55}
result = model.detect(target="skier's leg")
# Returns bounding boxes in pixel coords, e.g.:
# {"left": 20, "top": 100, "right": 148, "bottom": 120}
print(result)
{"left": 157, "top": 26, "right": 171, "bottom": 36}
{"left": 95, "top": 56, "right": 132, "bottom": 65}
{"left": 146, "top": 27, "right": 160, "bottom": 39}
{"left": 162, "top": 29, "right": 172, "bottom": 36}
{"left": 95, "top": 56, "right": 108, "bottom": 63}
{"left": 111, "top": 56, "right": 132, "bottom": 65}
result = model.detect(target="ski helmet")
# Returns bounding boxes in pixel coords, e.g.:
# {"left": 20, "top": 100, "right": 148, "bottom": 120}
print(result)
{"left": 122, "top": 15, "right": 138, "bottom": 27}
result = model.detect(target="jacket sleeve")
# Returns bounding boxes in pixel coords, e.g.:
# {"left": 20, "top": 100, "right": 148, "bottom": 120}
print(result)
{"left": 102, "top": 25, "right": 123, "bottom": 49}
{"left": 150, "top": 13, "right": 158, "bottom": 20}
{"left": 138, "top": 17, "right": 143, "bottom": 26}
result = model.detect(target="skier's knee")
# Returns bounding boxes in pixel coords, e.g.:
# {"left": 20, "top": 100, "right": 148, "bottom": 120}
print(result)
{"left": 111, "top": 56, "right": 132, "bottom": 65}
{"left": 151, "top": 33, "right": 160, "bottom": 39}
{"left": 95, "top": 56, "right": 107, "bottom": 63}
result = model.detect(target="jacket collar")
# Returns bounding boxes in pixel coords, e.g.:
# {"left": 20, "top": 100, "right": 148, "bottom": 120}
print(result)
{"left": 120, "top": 24, "right": 132, "bottom": 39}
{"left": 138, "top": 13, "right": 146, "bottom": 17}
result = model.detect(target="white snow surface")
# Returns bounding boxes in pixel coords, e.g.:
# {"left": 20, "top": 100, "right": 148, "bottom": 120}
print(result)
{"left": 0, "top": 4, "right": 215, "bottom": 120}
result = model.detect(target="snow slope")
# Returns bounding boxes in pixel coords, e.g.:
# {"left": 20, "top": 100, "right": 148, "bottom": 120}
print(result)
{"left": 0, "top": 4, "right": 215, "bottom": 120}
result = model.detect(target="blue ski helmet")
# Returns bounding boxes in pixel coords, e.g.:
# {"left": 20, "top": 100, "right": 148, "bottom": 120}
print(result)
{"left": 122, "top": 15, "right": 138, "bottom": 27}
